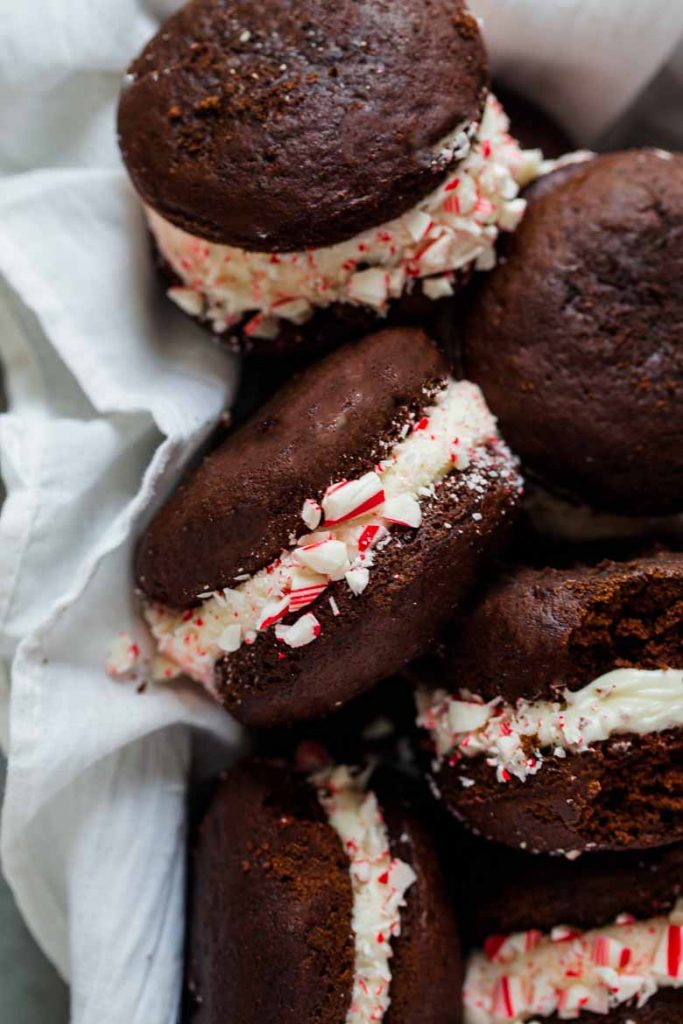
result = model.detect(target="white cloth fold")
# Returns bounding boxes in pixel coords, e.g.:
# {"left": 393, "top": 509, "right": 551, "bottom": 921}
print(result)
{"left": 0, "top": 2, "right": 680, "bottom": 1022}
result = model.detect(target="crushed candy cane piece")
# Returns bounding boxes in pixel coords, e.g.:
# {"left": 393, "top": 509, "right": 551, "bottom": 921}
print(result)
{"left": 294, "top": 538, "right": 349, "bottom": 579}
{"left": 322, "top": 472, "right": 385, "bottom": 526}
{"left": 217, "top": 624, "right": 242, "bottom": 654}
{"left": 346, "top": 567, "right": 370, "bottom": 596}
{"left": 301, "top": 498, "right": 322, "bottom": 530}
{"left": 381, "top": 493, "right": 422, "bottom": 529}
{"left": 275, "top": 613, "right": 321, "bottom": 648}
{"left": 106, "top": 633, "right": 141, "bottom": 676}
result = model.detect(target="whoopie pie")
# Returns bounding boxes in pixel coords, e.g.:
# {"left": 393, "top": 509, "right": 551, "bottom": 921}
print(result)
{"left": 186, "top": 759, "right": 462, "bottom": 1024}
{"left": 458, "top": 839, "right": 683, "bottom": 1022}
{"left": 417, "top": 552, "right": 683, "bottom": 854}
{"left": 117, "top": 0, "right": 545, "bottom": 353}
{"left": 464, "top": 149, "right": 683, "bottom": 517}
{"left": 138, "top": 327, "right": 522, "bottom": 727}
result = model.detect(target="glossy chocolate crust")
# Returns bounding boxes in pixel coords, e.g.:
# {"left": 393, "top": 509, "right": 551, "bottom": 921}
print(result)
{"left": 187, "top": 760, "right": 354, "bottom": 1024}
{"left": 424, "top": 552, "right": 683, "bottom": 852}
{"left": 464, "top": 149, "right": 683, "bottom": 515}
{"left": 458, "top": 840, "right": 683, "bottom": 1024}
{"left": 218, "top": 441, "right": 521, "bottom": 727}
{"left": 118, "top": 0, "right": 487, "bottom": 252}
{"left": 187, "top": 761, "right": 463, "bottom": 1024}
{"left": 136, "top": 328, "right": 449, "bottom": 608}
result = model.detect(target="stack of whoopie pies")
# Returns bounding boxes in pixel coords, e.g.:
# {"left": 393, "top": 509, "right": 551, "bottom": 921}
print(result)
{"left": 116, "top": 1, "right": 682, "bottom": 1022}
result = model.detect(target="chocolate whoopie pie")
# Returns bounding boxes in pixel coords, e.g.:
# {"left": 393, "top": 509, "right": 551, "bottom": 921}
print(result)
{"left": 187, "top": 759, "right": 462, "bottom": 1024}
{"left": 464, "top": 149, "right": 683, "bottom": 517}
{"left": 138, "top": 327, "right": 522, "bottom": 727}
{"left": 117, "top": 0, "right": 544, "bottom": 353}
{"left": 458, "top": 840, "right": 683, "bottom": 1022}
{"left": 417, "top": 552, "right": 683, "bottom": 854}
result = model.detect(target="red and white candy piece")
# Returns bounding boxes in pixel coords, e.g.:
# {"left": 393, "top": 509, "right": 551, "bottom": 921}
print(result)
{"left": 550, "top": 925, "right": 582, "bottom": 943}
{"left": 357, "top": 522, "right": 386, "bottom": 553}
{"left": 404, "top": 208, "right": 433, "bottom": 242}
{"left": 257, "top": 595, "right": 290, "bottom": 631}
{"left": 556, "top": 983, "right": 594, "bottom": 1016}
{"left": 270, "top": 296, "right": 310, "bottom": 323}
{"left": 301, "top": 498, "right": 322, "bottom": 531}
{"left": 106, "top": 633, "right": 141, "bottom": 676}
{"left": 491, "top": 975, "right": 526, "bottom": 1019}
{"left": 217, "top": 623, "right": 242, "bottom": 653}
{"left": 381, "top": 493, "right": 422, "bottom": 529}
{"left": 322, "top": 473, "right": 385, "bottom": 526}
{"left": 275, "top": 613, "right": 321, "bottom": 649}
{"left": 168, "top": 286, "right": 203, "bottom": 317}
{"left": 287, "top": 567, "right": 328, "bottom": 612}
{"left": 294, "top": 538, "right": 349, "bottom": 579}
{"left": 447, "top": 699, "right": 492, "bottom": 735}
{"left": 345, "top": 567, "right": 370, "bottom": 596}
{"left": 593, "top": 968, "right": 644, "bottom": 1005}
{"left": 484, "top": 930, "right": 541, "bottom": 964}
{"left": 591, "top": 936, "right": 632, "bottom": 970}
{"left": 347, "top": 268, "right": 389, "bottom": 309}
{"left": 653, "top": 924, "right": 683, "bottom": 980}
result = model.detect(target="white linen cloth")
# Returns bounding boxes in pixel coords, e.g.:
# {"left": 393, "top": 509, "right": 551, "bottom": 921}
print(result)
{"left": 0, "top": 2, "right": 680, "bottom": 1022}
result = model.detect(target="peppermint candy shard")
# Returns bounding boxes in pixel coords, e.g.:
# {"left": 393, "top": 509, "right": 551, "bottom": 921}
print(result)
{"left": 301, "top": 498, "right": 322, "bottom": 530}
{"left": 345, "top": 567, "right": 370, "bottom": 596}
{"left": 381, "top": 493, "right": 422, "bottom": 529}
{"left": 294, "top": 538, "right": 349, "bottom": 579}
{"left": 217, "top": 624, "right": 242, "bottom": 653}
{"left": 322, "top": 472, "right": 385, "bottom": 526}
{"left": 274, "top": 613, "right": 321, "bottom": 648}
{"left": 257, "top": 596, "right": 290, "bottom": 631}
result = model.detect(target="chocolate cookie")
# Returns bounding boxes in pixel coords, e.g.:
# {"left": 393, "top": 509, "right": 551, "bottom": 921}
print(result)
{"left": 138, "top": 328, "right": 522, "bottom": 727}
{"left": 464, "top": 149, "right": 683, "bottom": 516}
{"left": 458, "top": 840, "right": 683, "bottom": 1023}
{"left": 186, "top": 759, "right": 462, "bottom": 1024}
{"left": 417, "top": 552, "right": 683, "bottom": 853}
{"left": 119, "top": 0, "right": 487, "bottom": 250}
{"left": 118, "top": 1, "right": 544, "bottom": 351}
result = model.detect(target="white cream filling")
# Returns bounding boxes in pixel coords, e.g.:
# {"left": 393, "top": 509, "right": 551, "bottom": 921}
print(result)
{"left": 313, "top": 766, "right": 417, "bottom": 1024}
{"left": 418, "top": 668, "right": 683, "bottom": 783}
{"left": 464, "top": 902, "right": 683, "bottom": 1022}
{"left": 144, "top": 379, "right": 510, "bottom": 688}
{"left": 147, "top": 94, "right": 545, "bottom": 338}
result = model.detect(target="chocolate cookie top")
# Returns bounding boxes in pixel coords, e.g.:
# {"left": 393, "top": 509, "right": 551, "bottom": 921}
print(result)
{"left": 188, "top": 760, "right": 462, "bottom": 1024}
{"left": 118, "top": 0, "right": 488, "bottom": 251}
{"left": 444, "top": 551, "right": 683, "bottom": 704}
{"left": 136, "top": 328, "right": 448, "bottom": 608}
{"left": 456, "top": 837, "right": 683, "bottom": 945}
{"left": 187, "top": 760, "right": 354, "bottom": 1024}
{"left": 464, "top": 149, "right": 683, "bottom": 515}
